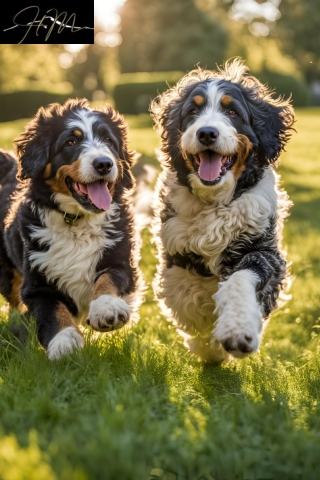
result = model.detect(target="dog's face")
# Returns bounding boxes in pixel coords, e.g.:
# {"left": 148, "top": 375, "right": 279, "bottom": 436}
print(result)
{"left": 151, "top": 61, "right": 295, "bottom": 202}
{"left": 179, "top": 81, "right": 253, "bottom": 193}
{"left": 15, "top": 99, "right": 134, "bottom": 214}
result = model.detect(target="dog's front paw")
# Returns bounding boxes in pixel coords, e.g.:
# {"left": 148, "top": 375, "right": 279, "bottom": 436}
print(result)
{"left": 213, "top": 270, "right": 262, "bottom": 358}
{"left": 213, "top": 324, "right": 260, "bottom": 358}
{"left": 47, "top": 326, "right": 84, "bottom": 361}
{"left": 87, "top": 294, "right": 130, "bottom": 332}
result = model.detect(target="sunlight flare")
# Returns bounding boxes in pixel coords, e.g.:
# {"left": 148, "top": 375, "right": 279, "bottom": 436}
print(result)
{"left": 94, "top": 0, "right": 126, "bottom": 31}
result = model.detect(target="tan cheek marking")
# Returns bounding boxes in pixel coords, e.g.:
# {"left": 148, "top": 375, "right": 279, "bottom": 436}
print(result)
{"left": 56, "top": 303, "right": 82, "bottom": 333}
{"left": 92, "top": 273, "right": 118, "bottom": 301}
{"left": 180, "top": 150, "right": 195, "bottom": 172}
{"left": 231, "top": 134, "right": 253, "bottom": 181}
{"left": 46, "top": 159, "right": 83, "bottom": 195}
{"left": 221, "top": 95, "right": 232, "bottom": 107}
{"left": 185, "top": 157, "right": 195, "bottom": 172}
{"left": 8, "top": 268, "right": 23, "bottom": 309}
{"left": 193, "top": 95, "right": 204, "bottom": 106}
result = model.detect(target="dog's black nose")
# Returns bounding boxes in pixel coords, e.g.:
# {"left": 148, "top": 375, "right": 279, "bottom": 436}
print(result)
{"left": 92, "top": 157, "right": 113, "bottom": 175}
{"left": 196, "top": 127, "right": 219, "bottom": 145}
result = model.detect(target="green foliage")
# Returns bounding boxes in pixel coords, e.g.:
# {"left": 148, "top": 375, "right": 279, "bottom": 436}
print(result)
{"left": 119, "top": 0, "right": 228, "bottom": 73}
{"left": 257, "top": 70, "right": 311, "bottom": 107}
{"left": 0, "top": 110, "right": 320, "bottom": 478}
{"left": 0, "top": 90, "right": 72, "bottom": 123}
{"left": 113, "top": 72, "right": 183, "bottom": 114}
{"left": 0, "top": 45, "right": 65, "bottom": 94}
{"left": 220, "top": 0, "right": 320, "bottom": 83}
{"left": 0, "top": 432, "right": 58, "bottom": 480}
{"left": 275, "top": 0, "right": 320, "bottom": 82}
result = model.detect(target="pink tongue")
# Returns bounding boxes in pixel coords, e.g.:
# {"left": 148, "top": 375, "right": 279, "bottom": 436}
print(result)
{"left": 198, "top": 151, "right": 223, "bottom": 181}
{"left": 86, "top": 181, "right": 112, "bottom": 210}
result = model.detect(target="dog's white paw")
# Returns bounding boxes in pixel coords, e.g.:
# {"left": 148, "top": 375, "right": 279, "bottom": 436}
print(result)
{"left": 213, "top": 270, "right": 262, "bottom": 358}
{"left": 47, "top": 326, "right": 84, "bottom": 361}
{"left": 87, "top": 294, "right": 130, "bottom": 332}
{"left": 213, "top": 322, "right": 261, "bottom": 358}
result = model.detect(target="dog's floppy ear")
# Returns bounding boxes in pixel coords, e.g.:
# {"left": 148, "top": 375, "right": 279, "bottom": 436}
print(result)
{"left": 150, "top": 85, "right": 183, "bottom": 140}
{"left": 245, "top": 83, "right": 295, "bottom": 165}
{"left": 100, "top": 105, "right": 136, "bottom": 189}
{"left": 14, "top": 107, "right": 51, "bottom": 182}
{"left": 150, "top": 83, "right": 193, "bottom": 168}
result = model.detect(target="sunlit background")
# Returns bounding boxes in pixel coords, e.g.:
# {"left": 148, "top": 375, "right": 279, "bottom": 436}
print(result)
{"left": 0, "top": 0, "right": 319, "bottom": 122}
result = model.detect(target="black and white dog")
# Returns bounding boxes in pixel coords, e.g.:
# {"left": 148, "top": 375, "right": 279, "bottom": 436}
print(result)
{"left": 151, "top": 60, "right": 295, "bottom": 362}
{"left": 0, "top": 99, "right": 142, "bottom": 360}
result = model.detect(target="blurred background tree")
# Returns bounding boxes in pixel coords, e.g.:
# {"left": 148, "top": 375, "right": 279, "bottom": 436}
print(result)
{"left": 0, "top": 45, "right": 66, "bottom": 93}
{"left": 217, "top": 0, "right": 320, "bottom": 82}
{"left": 274, "top": 0, "right": 320, "bottom": 82}
{"left": 119, "top": 0, "right": 228, "bottom": 72}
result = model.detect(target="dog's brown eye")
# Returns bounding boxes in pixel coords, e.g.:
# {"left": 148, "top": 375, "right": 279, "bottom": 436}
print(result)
{"left": 67, "top": 138, "right": 77, "bottom": 146}
{"left": 190, "top": 109, "right": 198, "bottom": 115}
{"left": 105, "top": 138, "right": 112, "bottom": 146}
{"left": 228, "top": 110, "right": 237, "bottom": 116}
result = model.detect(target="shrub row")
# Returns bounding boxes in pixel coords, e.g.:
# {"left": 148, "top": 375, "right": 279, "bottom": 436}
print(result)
{"left": 113, "top": 72, "right": 183, "bottom": 115}
{"left": 0, "top": 90, "right": 71, "bottom": 122}
{"left": 114, "top": 70, "right": 311, "bottom": 114}
{"left": 257, "top": 70, "right": 311, "bottom": 107}
{"left": 0, "top": 71, "right": 311, "bottom": 122}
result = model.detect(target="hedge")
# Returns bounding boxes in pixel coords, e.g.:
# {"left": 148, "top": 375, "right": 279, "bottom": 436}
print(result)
{"left": 113, "top": 72, "right": 183, "bottom": 115}
{"left": 0, "top": 90, "right": 71, "bottom": 122}
{"left": 114, "top": 70, "right": 311, "bottom": 114}
{"left": 0, "top": 71, "right": 311, "bottom": 122}
{"left": 257, "top": 70, "right": 311, "bottom": 107}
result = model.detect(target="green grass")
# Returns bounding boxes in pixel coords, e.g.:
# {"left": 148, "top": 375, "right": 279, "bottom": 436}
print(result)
{"left": 1, "top": 110, "right": 320, "bottom": 479}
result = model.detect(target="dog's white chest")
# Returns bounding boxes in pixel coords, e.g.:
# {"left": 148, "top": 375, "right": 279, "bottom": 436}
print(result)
{"left": 160, "top": 169, "right": 278, "bottom": 273}
{"left": 29, "top": 206, "right": 121, "bottom": 319}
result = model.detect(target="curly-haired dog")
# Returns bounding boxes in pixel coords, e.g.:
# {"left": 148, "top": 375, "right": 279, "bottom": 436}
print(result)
{"left": 0, "top": 99, "right": 142, "bottom": 360}
{"left": 151, "top": 60, "right": 295, "bottom": 362}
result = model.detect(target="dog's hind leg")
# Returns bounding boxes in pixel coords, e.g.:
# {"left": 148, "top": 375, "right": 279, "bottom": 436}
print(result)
{"left": 5, "top": 267, "right": 23, "bottom": 310}
{"left": 20, "top": 275, "right": 84, "bottom": 360}
{"left": 45, "top": 303, "right": 84, "bottom": 360}
{"left": 0, "top": 222, "right": 24, "bottom": 311}
{"left": 0, "top": 236, "right": 20, "bottom": 306}
{"left": 0, "top": 149, "right": 22, "bottom": 309}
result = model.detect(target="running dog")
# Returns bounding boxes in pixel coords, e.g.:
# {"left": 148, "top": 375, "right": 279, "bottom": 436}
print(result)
{"left": 151, "top": 59, "right": 294, "bottom": 362}
{"left": 0, "top": 99, "right": 142, "bottom": 360}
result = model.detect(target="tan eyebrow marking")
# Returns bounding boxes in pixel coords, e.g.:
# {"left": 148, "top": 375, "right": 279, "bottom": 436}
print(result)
{"left": 221, "top": 95, "right": 232, "bottom": 107}
{"left": 193, "top": 95, "right": 205, "bottom": 106}
{"left": 73, "top": 129, "right": 83, "bottom": 138}
{"left": 44, "top": 163, "right": 52, "bottom": 178}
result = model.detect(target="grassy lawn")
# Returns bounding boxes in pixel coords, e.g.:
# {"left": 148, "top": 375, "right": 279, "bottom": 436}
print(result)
{"left": 0, "top": 110, "right": 320, "bottom": 480}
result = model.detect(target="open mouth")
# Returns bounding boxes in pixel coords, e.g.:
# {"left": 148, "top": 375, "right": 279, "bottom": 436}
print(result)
{"left": 193, "top": 150, "right": 236, "bottom": 185}
{"left": 66, "top": 177, "right": 112, "bottom": 212}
